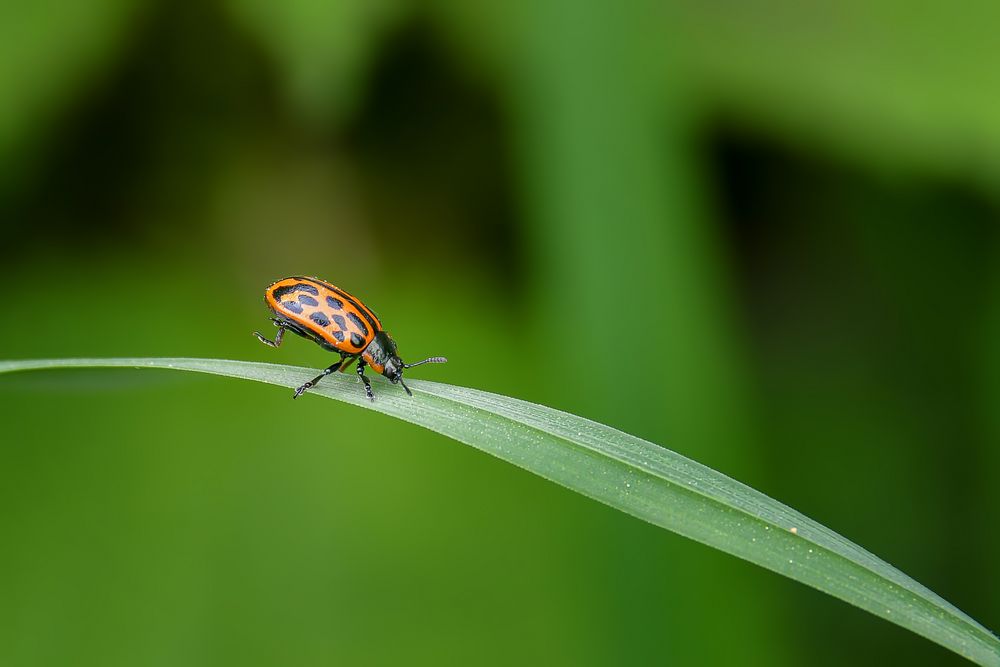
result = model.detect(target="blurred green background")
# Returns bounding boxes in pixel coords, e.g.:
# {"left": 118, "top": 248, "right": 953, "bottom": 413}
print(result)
{"left": 2, "top": 1, "right": 998, "bottom": 665}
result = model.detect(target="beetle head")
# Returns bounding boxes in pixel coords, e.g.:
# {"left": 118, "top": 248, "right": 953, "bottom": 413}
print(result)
{"left": 365, "top": 331, "right": 447, "bottom": 396}
{"left": 383, "top": 356, "right": 404, "bottom": 384}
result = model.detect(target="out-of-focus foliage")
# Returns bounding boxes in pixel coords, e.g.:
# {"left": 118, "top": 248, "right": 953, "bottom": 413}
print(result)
{"left": 0, "top": 0, "right": 141, "bottom": 182}
{"left": 674, "top": 1, "right": 1000, "bottom": 181}
{"left": 1, "top": 1, "right": 997, "bottom": 666}
{"left": 223, "top": 0, "right": 406, "bottom": 124}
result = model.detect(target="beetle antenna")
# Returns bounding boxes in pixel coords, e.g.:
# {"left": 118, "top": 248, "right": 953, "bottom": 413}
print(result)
{"left": 399, "top": 378, "right": 413, "bottom": 396}
{"left": 403, "top": 356, "right": 447, "bottom": 368}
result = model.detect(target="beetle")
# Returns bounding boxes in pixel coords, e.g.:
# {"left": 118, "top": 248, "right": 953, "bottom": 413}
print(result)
{"left": 254, "top": 276, "right": 447, "bottom": 400}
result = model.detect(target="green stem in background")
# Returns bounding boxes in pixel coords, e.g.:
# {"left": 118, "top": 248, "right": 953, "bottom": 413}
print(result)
{"left": 507, "top": 4, "right": 770, "bottom": 658}
{"left": 1, "top": 357, "right": 998, "bottom": 666}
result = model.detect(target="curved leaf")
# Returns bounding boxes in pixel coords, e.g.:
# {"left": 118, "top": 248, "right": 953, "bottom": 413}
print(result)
{"left": 1, "top": 357, "right": 997, "bottom": 665}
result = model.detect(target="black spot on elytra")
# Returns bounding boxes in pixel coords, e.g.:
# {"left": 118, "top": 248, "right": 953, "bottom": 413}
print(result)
{"left": 309, "top": 311, "right": 330, "bottom": 327}
{"left": 326, "top": 295, "right": 343, "bottom": 310}
{"left": 272, "top": 285, "right": 296, "bottom": 300}
{"left": 273, "top": 282, "right": 319, "bottom": 301}
{"left": 347, "top": 312, "right": 369, "bottom": 336}
{"left": 281, "top": 300, "right": 304, "bottom": 314}
{"left": 333, "top": 314, "right": 347, "bottom": 330}
{"left": 332, "top": 330, "right": 344, "bottom": 342}
{"left": 298, "top": 294, "right": 319, "bottom": 307}
{"left": 350, "top": 332, "right": 365, "bottom": 348}
{"left": 327, "top": 286, "right": 380, "bottom": 330}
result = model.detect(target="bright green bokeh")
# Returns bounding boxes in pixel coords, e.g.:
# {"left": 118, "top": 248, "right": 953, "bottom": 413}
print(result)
{"left": 1, "top": 1, "right": 997, "bottom": 665}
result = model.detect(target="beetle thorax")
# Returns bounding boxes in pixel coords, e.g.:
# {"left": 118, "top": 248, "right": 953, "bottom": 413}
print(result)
{"left": 362, "top": 331, "right": 402, "bottom": 378}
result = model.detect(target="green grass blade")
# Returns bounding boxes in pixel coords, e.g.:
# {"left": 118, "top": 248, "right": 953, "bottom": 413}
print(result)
{"left": 1, "top": 357, "right": 997, "bottom": 665}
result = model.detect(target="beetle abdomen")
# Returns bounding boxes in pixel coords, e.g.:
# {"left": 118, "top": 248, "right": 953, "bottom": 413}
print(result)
{"left": 265, "top": 276, "right": 381, "bottom": 354}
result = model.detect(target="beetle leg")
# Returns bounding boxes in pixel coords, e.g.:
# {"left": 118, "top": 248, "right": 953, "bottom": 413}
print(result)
{"left": 357, "top": 359, "right": 374, "bottom": 402}
{"left": 293, "top": 357, "right": 346, "bottom": 399}
{"left": 254, "top": 325, "right": 285, "bottom": 347}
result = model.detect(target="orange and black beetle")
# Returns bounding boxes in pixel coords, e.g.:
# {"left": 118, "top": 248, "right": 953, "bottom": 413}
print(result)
{"left": 254, "top": 276, "right": 446, "bottom": 400}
